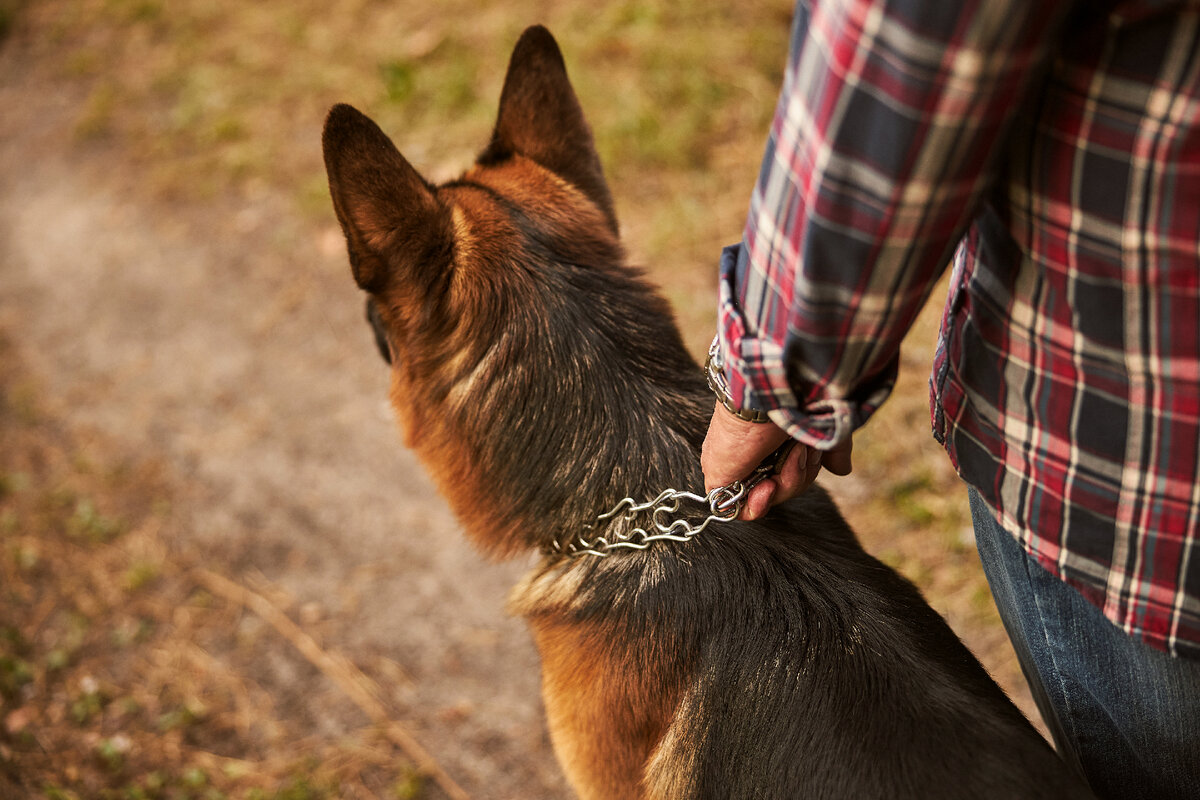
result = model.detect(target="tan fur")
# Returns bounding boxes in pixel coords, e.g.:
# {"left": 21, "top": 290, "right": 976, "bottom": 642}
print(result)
{"left": 531, "top": 618, "right": 683, "bottom": 800}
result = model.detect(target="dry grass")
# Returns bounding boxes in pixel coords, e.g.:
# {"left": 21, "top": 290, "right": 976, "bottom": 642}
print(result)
{"left": 0, "top": 339, "right": 447, "bottom": 799}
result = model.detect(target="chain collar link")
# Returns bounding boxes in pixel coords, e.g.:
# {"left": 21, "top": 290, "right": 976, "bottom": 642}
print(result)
{"left": 551, "top": 462, "right": 777, "bottom": 559}
{"left": 551, "top": 337, "right": 791, "bottom": 559}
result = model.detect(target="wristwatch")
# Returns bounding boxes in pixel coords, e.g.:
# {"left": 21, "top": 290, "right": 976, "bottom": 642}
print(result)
{"left": 704, "top": 336, "right": 771, "bottom": 424}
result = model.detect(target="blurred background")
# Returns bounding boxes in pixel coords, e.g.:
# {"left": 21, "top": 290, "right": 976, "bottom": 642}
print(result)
{"left": 0, "top": 1, "right": 1036, "bottom": 798}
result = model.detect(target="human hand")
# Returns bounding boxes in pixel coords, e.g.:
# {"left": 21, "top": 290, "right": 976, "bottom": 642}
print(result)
{"left": 700, "top": 403, "right": 852, "bottom": 521}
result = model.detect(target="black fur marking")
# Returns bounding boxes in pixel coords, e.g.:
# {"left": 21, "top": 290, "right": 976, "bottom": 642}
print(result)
{"left": 365, "top": 297, "right": 392, "bottom": 365}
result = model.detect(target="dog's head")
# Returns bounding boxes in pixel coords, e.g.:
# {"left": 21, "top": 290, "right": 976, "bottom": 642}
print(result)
{"left": 323, "top": 26, "right": 706, "bottom": 556}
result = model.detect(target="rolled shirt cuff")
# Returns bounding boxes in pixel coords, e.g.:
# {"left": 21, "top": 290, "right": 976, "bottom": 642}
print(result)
{"left": 716, "top": 242, "right": 856, "bottom": 449}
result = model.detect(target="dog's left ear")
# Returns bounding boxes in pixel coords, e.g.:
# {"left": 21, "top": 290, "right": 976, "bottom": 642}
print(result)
{"left": 322, "top": 103, "right": 453, "bottom": 294}
{"left": 485, "top": 25, "right": 618, "bottom": 235}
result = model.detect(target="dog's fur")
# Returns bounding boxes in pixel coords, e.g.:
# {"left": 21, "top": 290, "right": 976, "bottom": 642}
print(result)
{"left": 322, "top": 26, "right": 1094, "bottom": 800}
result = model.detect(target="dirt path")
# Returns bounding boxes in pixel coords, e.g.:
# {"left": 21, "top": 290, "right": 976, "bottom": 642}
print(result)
{"left": 0, "top": 37, "right": 569, "bottom": 800}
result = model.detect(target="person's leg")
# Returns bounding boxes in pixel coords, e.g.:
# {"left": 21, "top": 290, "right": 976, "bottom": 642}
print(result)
{"left": 968, "top": 487, "right": 1200, "bottom": 800}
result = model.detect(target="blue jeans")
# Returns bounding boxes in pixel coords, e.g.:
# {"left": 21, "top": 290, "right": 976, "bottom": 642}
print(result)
{"left": 969, "top": 488, "right": 1200, "bottom": 800}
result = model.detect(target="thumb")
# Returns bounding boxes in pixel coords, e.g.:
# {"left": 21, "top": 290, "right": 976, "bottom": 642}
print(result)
{"left": 701, "top": 403, "right": 790, "bottom": 492}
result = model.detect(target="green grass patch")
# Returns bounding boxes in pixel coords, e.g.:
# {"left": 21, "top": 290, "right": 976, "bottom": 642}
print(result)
{"left": 67, "top": 497, "right": 122, "bottom": 543}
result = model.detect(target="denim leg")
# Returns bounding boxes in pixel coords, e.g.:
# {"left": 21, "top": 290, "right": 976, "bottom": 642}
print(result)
{"left": 968, "top": 487, "right": 1200, "bottom": 800}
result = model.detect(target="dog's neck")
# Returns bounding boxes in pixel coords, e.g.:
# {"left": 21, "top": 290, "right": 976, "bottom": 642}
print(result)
{"left": 423, "top": 264, "right": 713, "bottom": 560}
{"left": 545, "top": 367, "right": 714, "bottom": 559}
{"left": 501, "top": 346, "right": 711, "bottom": 559}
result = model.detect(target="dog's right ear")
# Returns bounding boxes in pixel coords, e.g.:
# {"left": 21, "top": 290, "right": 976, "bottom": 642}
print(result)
{"left": 484, "top": 26, "right": 618, "bottom": 236}
{"left": 322, "top": 104, "right": 453, "bottom": 293}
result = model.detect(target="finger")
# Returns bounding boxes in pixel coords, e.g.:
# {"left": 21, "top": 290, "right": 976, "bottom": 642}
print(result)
{"left": 741, "top": 478, "right": 777, "bottom": 521}
{"left": 701, "top": 404, "right": 789, "bottom": 491}
{"left": 790, "top": 447, "right": 823, "bottom": 503}
{"left": 823, "top": 438, "right": 853, "bottom": 476}
{"left": 774, "top": 441, "right": 807, "bottom": 498}
{"left": 804, "top": 447, "right": 823, "bottom": 487}
{"left": 761, "top": 444, "right": 814, "bottom": 509}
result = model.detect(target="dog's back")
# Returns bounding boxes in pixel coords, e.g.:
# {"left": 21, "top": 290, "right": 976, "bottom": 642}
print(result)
{"left": 323, "top": 25, "right": 1095, "bottom": 800}
{"left": 516, "top": 488, "right": 1088, "bottom": 799}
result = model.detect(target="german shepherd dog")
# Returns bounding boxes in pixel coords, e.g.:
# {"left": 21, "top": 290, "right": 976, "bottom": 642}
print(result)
{"left": 322, "top": 26, "right": 1094, "bottom": 800}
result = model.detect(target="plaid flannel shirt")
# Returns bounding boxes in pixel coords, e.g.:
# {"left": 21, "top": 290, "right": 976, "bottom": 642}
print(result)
{"left": 717, "top": 0, "right": 1200, "bottom": 658}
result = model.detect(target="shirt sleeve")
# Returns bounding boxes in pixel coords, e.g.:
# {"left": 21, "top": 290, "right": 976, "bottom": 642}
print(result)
{"left": 718, "top": 0, "right": 1074, "bottom": 448}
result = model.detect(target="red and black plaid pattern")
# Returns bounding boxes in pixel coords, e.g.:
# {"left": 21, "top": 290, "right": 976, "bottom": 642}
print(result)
{"left": 718, "top": 0, "right": 1200, "bottom": 657}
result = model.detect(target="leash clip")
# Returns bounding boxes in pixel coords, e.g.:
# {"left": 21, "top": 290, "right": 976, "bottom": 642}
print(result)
{"left": 706, "top": 450, "right": 784, "bottom": 517}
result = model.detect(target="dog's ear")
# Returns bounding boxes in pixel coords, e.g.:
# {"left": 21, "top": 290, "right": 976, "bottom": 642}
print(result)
{"left": 322, "top": 103, "right": 454, "bottom": 293}
{"left": 485, "top": 25, "right": 618, "bottom": 235}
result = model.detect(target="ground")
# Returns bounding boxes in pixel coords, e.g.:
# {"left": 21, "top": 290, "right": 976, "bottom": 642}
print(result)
{"left": 0, "top": 2, "right": 1040, "bottom": 798}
